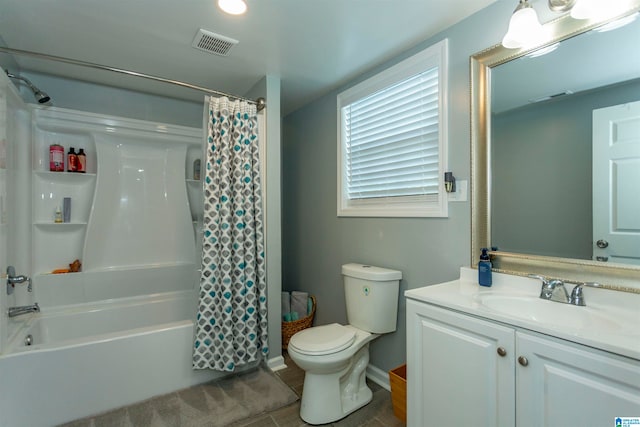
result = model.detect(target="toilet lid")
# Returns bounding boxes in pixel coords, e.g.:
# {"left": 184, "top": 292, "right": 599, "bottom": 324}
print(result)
{"left": 289, "top": 323, "right": 356, "bottom": 356}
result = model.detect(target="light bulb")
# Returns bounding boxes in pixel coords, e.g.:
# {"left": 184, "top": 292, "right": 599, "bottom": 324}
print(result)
{"left": 570, "top": 0, "right": 602, "bottom": 19}
{"left": 571, "top": 0, "right": 629, "bottom": 20}
{"left": 218, "top": 0, "right": 247, "bottom": 15}
{"left": 502, "top": 6, "right": 547, "bottom": 49}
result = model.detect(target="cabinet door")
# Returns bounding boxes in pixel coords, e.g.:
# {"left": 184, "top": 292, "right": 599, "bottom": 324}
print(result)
{"left": 406, "top": 300, "right": 515, "bottom": 427}
{"left": 516, "top": 332, "right": 640, "bottom": 427}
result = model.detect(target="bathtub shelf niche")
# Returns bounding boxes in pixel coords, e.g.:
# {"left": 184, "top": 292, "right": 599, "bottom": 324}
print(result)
{"left": 32, "top": 169, "right": 96, "bottom": 276}
{"left": 32, "top": 172, "right": 96, "bottom": 222}
{"left": 33, "top": 224, "right": 86, "bottom": 275}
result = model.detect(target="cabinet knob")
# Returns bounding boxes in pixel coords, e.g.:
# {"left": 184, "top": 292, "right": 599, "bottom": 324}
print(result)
{"left": 518, "top": 356, "right": 529, "bottom": 367}
{"left": 497, "top": 347, "right": 507, "bottom": 357}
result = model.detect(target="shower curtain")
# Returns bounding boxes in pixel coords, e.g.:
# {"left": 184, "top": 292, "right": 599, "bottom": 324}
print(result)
{"left": 193, "top": 96, "right": 268, "bottom": 372}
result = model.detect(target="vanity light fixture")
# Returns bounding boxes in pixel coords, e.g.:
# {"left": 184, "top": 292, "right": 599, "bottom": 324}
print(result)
{"left": 502, "top": 0, "right": 547, "bottom": 49}
{"left": 570, "top": 0, "right": 602, "bottom": 19}
{"left": 218, "top": 0, "right": 247, "bottom": 15}
{"left": 549, "top": 0, "right": 576, "bottom": 12}
{"left": 501, "top": 0, "right": 632, "bottom": 49}
{"left": 569, "top": 0, "right": 632, "bottom": 20}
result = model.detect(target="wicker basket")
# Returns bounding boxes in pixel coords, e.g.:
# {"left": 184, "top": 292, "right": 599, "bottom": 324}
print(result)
{"left": 281, "top": 295, "right": 316, "bottom": 350}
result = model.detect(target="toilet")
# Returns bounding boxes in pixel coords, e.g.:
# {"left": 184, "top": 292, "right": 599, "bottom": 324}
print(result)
{"left": 287, "top": 263, "right": 402, "bottom": 425}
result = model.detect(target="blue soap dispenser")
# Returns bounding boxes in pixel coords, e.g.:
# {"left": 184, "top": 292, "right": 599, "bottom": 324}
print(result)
{"left": 478, "top": 248, "right": 492, "bottom": 287}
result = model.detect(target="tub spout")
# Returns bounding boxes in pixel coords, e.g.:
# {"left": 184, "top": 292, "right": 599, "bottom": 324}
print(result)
{"left": 8, "top": 303, "right": 40, "bottom": 318}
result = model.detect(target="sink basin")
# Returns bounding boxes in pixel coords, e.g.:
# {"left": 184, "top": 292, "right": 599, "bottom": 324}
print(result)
{"left": 478, "top": 295, "right": 626, "bottom": 331}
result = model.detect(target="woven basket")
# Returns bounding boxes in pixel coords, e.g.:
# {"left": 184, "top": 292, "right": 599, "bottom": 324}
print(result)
{"left": 281, "top": 295, "right": 316, "bottom": 350}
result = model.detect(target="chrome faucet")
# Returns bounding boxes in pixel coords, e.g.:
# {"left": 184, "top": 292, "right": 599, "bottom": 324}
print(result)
{"left": 8, "top": 303, "right": 40, "bottom": 318}
{"left": 6, "top": 266, "right": 32, "bottom": 295}
{"left": 569, "top": 282, "right": 601, "bottom": 307}
{"left": 529, "top": 275, "right": 570, "bottom": 303}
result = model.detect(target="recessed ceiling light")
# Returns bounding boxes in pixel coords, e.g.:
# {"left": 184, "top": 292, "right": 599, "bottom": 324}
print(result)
{"left": 218, "top": 0, "right": 247, "bottom": 15}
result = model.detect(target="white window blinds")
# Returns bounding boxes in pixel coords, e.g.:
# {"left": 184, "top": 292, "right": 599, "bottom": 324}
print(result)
{"left": 337, "top": 38, "right": 448, "bottom": 218}
{"left": 344, "top": 67, "right": 440, "bottom": 200}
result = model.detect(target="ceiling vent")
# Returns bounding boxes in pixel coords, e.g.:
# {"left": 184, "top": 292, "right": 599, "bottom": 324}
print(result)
{"left": 529, "top": 90, "right": 574, "bottom": 104}
{"left": 192, "top": 29, "right": 238, "bottom": 56}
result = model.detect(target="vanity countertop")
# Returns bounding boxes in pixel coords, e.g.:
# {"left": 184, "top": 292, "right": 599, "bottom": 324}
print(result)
{"left": 405, "top": 267, "right": 640, "bottom": 361}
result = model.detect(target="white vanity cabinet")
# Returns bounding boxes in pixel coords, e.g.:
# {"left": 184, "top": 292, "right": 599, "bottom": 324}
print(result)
{"left": 516, "top": 332, "right": 640, "bottom": 427}
{"left": 406, "top": 299, "right": 640, "bottom": 427}
{"left": 406, "top": 300, "right": 515, "bottom": 426}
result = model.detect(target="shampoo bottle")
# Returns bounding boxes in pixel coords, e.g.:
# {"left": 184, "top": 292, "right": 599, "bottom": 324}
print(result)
{"left": 478, "top": 248, "right": 492, "bottom": 287}
{"left": 193, "top": 159, "right": 201, "bottom": 180}
{"left": 67, "top": 147, "right": 78, "bottom": 172}
{"left": 77, "top": 148, "right": 86, "bottom": 173}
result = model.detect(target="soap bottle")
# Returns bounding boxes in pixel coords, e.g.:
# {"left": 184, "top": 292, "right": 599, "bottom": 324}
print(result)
{"left": 77, "top": 148, "right": 86, "bottom": 173}
{"left": 478, "top": 248, "right": 492, "bottom": 287}
{"left": 67, "top": 147, "right": 78, "bottom": 172}
{"left": 54, "top": 205, "right": 63, "bottom": 223}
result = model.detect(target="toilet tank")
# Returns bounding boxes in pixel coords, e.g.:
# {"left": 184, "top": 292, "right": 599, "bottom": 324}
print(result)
{"left": 342, "top": 263, "right": 402, "bottom": 334}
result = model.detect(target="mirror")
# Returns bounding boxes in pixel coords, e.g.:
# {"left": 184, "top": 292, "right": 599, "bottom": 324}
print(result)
{"left": 471, "top": 3, "right": 640, "bottom": 288}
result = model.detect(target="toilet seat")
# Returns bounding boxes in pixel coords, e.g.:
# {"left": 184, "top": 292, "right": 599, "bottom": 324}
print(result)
{"left": 289, "top": 323, "right": 356, "bottom": 356}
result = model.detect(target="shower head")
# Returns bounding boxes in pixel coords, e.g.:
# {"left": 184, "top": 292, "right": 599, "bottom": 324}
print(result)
{"left": 5, "top": 70, "right": 51, "bottom": 104}
{"left": 32, "top": 89, "right": 51, "bottom": 104}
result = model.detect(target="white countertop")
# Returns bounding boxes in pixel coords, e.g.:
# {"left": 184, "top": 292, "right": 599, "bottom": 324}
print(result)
{"left": 405, "top": 267, "right": 640, "bottom": 361}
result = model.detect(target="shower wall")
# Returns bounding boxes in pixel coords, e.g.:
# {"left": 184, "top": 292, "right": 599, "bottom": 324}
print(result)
{"left": 3, "top": 70, "right": 284, "bottom": 365}
{"left": 0, "top": 69, "right": 32, "bottom": 354}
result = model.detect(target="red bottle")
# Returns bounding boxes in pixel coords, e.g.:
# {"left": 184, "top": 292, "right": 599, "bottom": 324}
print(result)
{"left": 49, "top": 144, "right": 64, "bottom": 172}
{"left": 67, "top": 147, "right": 78, "bottom": 172}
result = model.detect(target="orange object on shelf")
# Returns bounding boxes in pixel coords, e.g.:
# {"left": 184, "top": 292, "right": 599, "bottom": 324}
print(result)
{"left": 52, "top": 268, "right": 70, "bottom": 274}
{"left": 69, "top": 259, "right": 82, "bottom": 272}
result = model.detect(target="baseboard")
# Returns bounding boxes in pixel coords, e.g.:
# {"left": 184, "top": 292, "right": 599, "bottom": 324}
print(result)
{"left": 266, "top": 355, "right": 287, "bottom": 371}
{"left": 366, "top": 364, "right": 390, "bottom": 391}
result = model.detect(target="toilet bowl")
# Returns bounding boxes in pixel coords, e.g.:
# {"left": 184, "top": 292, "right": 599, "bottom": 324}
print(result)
{"left": 288, "top": 324, "right": 378, "bottom": 424}
{"left": 287, "top": 264, "right": 402, "bottom": 425}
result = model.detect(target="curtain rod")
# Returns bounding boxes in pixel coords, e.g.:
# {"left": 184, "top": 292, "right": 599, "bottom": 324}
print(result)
{"left": 0, "top": 46, "right": 266, "bottom": 111}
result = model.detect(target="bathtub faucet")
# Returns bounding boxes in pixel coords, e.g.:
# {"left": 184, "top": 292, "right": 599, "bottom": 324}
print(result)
{"left": 8, "top": 303, "right": 40, "bottom": 318}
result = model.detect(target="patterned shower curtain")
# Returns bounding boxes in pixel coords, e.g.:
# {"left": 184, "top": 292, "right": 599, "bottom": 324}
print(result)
{"left": 193, "top": 96, "right": 268, "bottom": 372}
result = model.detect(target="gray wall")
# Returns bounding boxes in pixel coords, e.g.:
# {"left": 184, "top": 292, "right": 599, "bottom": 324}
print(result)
{"left": 245, "top": 76, "right": 284, "bottom": 362}
{"left": 492, "top": 78, "right": 640, "bottom": 259}
{"left": 20, "top": 71, "right": 203, "bottom": 127}
{"left": 282, "top": 0, "right": 517, "bottom": 372}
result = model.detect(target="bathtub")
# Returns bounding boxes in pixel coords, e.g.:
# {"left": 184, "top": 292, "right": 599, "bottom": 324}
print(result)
{"left": 0, "top": 289, "right": 253, "bottom": 427}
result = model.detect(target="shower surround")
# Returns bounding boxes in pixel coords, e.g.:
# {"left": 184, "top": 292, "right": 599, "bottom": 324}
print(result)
{"left": 0, "top": 83, "right": 250, "bottom": 426}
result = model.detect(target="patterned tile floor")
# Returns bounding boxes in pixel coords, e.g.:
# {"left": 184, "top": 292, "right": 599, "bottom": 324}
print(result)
{"left": 233, "top": 353, "right": 405, "bottom": 427}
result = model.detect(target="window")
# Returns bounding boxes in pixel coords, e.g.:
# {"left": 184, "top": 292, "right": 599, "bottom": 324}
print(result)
{"left": 337, "top": 39, "right": 448, "bottom": 217}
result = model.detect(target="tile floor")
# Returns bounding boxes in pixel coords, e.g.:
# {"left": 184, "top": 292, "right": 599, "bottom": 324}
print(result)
{"left": 231, "top": 353, "right": 405, "bottom": 427}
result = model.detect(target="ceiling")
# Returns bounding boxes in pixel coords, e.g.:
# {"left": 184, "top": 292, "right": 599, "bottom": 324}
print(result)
{"left": 0, "top": 0, "right": 497, "bottom": 116}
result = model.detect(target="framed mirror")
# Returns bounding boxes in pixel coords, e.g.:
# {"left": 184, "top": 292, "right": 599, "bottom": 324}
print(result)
{"left": 471, "top": 1, "right": 640, "bottom": 289}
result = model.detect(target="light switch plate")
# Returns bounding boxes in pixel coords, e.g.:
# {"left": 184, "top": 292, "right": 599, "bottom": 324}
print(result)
{"left": 448, "top": 179, "right": 467, "bottom": 202}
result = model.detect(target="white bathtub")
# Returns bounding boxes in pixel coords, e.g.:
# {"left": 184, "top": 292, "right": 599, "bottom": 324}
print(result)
{"left": 0, "top": 289, "right": 251, "bottom": 427}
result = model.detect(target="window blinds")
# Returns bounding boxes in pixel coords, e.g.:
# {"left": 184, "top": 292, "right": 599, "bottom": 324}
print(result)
{"left": 344, "top": 67, "right": 439, "bottom": 200}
